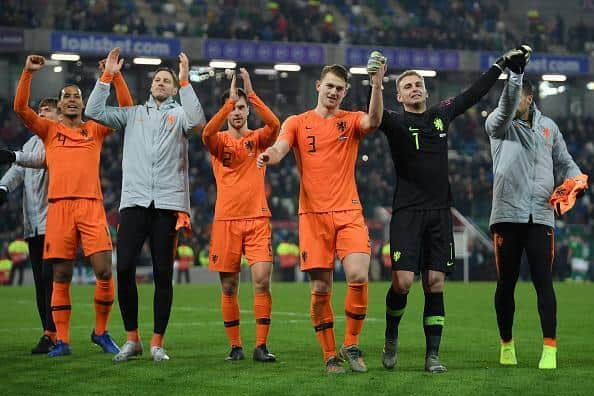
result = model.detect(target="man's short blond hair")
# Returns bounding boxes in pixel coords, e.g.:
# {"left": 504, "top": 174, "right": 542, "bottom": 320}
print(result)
{"left": 395, "top": 70, "right": 424, "bottom": 93}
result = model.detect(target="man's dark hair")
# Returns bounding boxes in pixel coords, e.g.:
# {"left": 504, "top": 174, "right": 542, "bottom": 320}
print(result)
{"left": 153, "top": 67, "right": 180, "bottom": 88}
{"left": 220, "top": 88, "right": 247, "bottom": 106}
{"left": 522, "top": 79, "right": 535, "bottom": 97}
{"left": 320, "top": 64, "right": 349, "bottom": 83}
{"left": 59, "top": 84, "right": 82, "bottom": 100}
{"left": 38, "top": 97, "right": 58, "bottom": 111}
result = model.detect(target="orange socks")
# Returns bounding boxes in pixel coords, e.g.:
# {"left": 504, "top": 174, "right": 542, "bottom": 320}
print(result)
{"left": 344, "top": 282, "right": 368, "bottom": 347}
{"left": 93, "top": 278, "right": 114, "bottom": 336}
{"left": 44, "top": 330, "right": 57, "bottom": 343}
{"left": 127, "top": 329, "right": 140, "bottom": 343}
{"left": 150, "top": 333, "right": 164, "bottom": 348}
{"left": 51, "top": 282, "right": 71, "bottom": 344}
{"left": 544, "top": 337, "right": 557, "bottom": 347}
{"left": 310, "top": 291, "right": 336, "bottom": 362}
{"left": 254, "top": 291, "right": 272, "bottom": 347}
{"left": 222, "top": 293, "right": 242, "bottom": 347}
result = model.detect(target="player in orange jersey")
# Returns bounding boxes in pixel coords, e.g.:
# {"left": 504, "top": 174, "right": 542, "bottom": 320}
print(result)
{"left": 257, "top": 55, "right": 387, "bottom": 374}
{"left": 13, "top": 54, "right": 133, "bottom": 357}
{"left": 203, "top": 68, "right": 280, "bottom": 362}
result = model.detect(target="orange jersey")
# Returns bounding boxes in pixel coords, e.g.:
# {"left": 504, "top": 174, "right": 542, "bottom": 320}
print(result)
{"left": 14, "top": 70, "right": 133, "bottom": 201}
{"left": 203, "top": 92, "right": 279, "bottom": 220}
{"left": 278, "top": 110, "right": 366, "bottom": 213}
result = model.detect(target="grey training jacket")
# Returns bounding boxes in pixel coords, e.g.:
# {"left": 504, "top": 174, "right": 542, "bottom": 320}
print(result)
{"left": 0, "top": 136, "right": 48, "bottom": 238}
{"left": 85, "top": 82, "right": 205, "bottom": 213}
{"left": 484, "top": 78, "right": 582, "bottom": 228}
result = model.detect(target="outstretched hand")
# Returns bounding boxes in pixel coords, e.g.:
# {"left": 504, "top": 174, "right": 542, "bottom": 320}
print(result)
{"left": 104, "top": 47, "right": 124, "bottom": 74}
{"left": 178, "top": 52, "right": 189, "bottom": 82}
{"left": 238, "top": 68, "right": 253, "bottom": 94}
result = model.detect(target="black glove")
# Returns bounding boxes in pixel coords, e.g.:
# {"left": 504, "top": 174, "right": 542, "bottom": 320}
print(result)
{"left": 494, "top": 45, "right": 532, "bottom": 74}
{"left": 0, "top": 148, "right": 17, "bottom": 165}
{"left": 0, "top": 187, "right": 8, "bottom": 206}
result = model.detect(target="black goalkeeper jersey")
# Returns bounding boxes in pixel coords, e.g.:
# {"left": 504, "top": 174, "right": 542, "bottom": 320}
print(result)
{"left": 379, "top": 65, "right": 502, "bottom": 211}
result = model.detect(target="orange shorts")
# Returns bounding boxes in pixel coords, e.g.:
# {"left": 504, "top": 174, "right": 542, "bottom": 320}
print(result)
{"left": 208, "top": 217, "right": 272, "bottom": 273}
{"left": 299, "top": 210, "right": 370, "bottom": 271}
{"left": 44, "top": 199, "right": 112, "bottom": 260}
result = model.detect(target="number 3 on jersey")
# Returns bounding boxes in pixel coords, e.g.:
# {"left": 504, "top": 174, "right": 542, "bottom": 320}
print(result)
{"left": 307, "top": 135, "right": 316, "bottom": 153}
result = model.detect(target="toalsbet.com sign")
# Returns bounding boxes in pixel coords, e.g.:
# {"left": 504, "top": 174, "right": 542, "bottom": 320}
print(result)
{"left": 480, "top": 53, "right": 589, "bottom": 75}
{"left": 51, "top": 32, "right": 180, "bottom": 57}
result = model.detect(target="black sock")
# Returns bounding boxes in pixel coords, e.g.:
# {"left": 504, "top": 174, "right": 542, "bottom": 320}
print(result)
{"left": 423, "top": 292, "right": 444, "bottom": 357}
{"left": 385, "top": 286, "right": 407, "bottom": 340}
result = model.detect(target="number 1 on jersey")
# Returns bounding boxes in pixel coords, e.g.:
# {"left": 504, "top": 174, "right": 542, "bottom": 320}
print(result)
{"left": 412, "top": 132, "right": 420, "bottom": 150}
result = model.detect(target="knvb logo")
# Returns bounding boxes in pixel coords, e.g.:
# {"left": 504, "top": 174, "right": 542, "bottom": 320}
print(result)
{"left": 336, "top": 121, "right": 347, "bottom": 132}
{"left": 392, "top": 250, "right": 401, "bottom": 263}
{"left": 211, "top": 254, "right": 218, "bottom": 263}
{"left": 301, "top": 251, "right": 308, "bottom": 262}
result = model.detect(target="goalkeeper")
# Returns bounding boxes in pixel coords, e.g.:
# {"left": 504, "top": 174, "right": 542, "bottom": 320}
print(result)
{"left": 485, "top": 46, "right": 588, "bottom": 370}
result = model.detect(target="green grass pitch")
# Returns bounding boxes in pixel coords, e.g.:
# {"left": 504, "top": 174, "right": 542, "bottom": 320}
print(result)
{"left": 2, "top": 282, "right": 593, "bottom": 395}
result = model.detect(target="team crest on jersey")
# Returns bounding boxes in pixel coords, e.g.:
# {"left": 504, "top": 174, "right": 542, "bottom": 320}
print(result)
{"left": 211, "top": 254, "right": 218, "bottom": 263}
{"left": 167, "top": 115, "right": 176, "bottom": 125}
{"left": 543, "top": 127, "right": 550, "bottom": 139}
{"left": 301, "top": 251, "right": 308, "bottom": 262}
{"left": 393, "top": 250, "right": 401, "bottom": 263}
{"left": 244, "top": 140, "right": 255, "bottom": 156}
{"left": 336, "top": 121, "right": 347, "bottom": 132}
{"left": 433, "top": 117, "right": 444, "bottom": 132}
{"left": 80, "top": 128, "right": 92, "bottom": 141}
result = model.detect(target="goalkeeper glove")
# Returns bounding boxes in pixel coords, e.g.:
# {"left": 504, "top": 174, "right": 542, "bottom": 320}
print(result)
{"left": 367, "top": 50, "right": 387, "bottom": 74}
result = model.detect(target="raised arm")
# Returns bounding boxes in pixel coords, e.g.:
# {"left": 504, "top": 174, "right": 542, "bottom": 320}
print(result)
{"left": 450, "top": 46, "right": 532, "bottom": 119}
{"left": 238, "top": 68, "right": 280, "bottom": 147}
{"left": 85, "top": 48, "right": 130, "bottom": 129}
{"left": 484, "top": 72, "right": 523, "bottom": 139}
{"left": 99, "top": 58, "right": 134, "bottom": 107}
{"left": 13, "top": 55, "right": 53, "bottom": 139}
{"left": 178, "top": 52, "right": 206, "bottom": 132}
{"left": 359, "top": 51, "right": 387, "bottom": 133}
{"left": 201, "top": 99, "right": 233, "bottom": 155}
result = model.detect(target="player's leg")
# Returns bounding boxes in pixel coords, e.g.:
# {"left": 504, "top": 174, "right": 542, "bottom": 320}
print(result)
{"left": 383, "top": 209, "right": 422, "bottom": 369}
{"left": 77, "top": 199, "right": 118, "bottom": 354}
{"left": 147, "top": 207, "right": 178, "bottom": 361}
{"left": 113, "top": 206, "right": 148, "bottom": 362}
{"left": 420, "top": 208, "right": 455, "bottom": 373}
{"left": 44, "top": 200, "right": 77, "bottom": 357}
{"left": 422, "top": 270, "right": 446, "bottom": 373}
{"left": 47, "top": 259, "right": 74, "bottom": 357}
{"left": 525, "top": 224, "right": 557, "bottom": 369}
{"left": 299, "top": 213, "right": 343, "bottom": 374}
{"left": 245, "top": 218, "right": 275, "bottom": 362}
{"left": 28, "top": 234, "right": 56, "bottom": 353}
{"left": 209, "top": 220, "right": 243, "bottom": 360}
{"left": 220, "top": 271, "right": 243, "bottom": 360}
{"left": 491, "top": 222, "right": 524, "bottom": 365}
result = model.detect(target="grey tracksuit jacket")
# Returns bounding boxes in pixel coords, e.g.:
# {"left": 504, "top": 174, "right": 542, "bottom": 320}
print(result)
{"left": 485, "top": 76, "right": 582, "bottom": 228}
{"left": 0, "top": 135, "right": 48, "bottom": 238}
{"left": 85, "top": 82, "right": 205, "bottom": 213}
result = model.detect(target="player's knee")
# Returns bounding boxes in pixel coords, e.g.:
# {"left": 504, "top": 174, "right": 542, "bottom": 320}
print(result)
{"left": 94, "top": 267, "right": 112, "bottom": 280}
{"left": 253, "top": 278, "right": 270, "bottom": 293}
{"left": 346, "top": 272, "right": 368, "bottom": 284}
{"left": 221, "top": 280, "right": 238, "bottom": 296}
{"left": 424, "top": 276, "right": 444, "bottom": 293}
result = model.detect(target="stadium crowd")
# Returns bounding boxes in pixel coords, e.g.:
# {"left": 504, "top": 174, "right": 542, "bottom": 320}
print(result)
{"left": 1, "top": 0, "right": 593, "bottom": 53}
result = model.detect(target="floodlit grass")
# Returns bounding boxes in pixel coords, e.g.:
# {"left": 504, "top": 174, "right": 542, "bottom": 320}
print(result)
{"left": 2, "top": 282, "right": 593, "bottom": 395}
